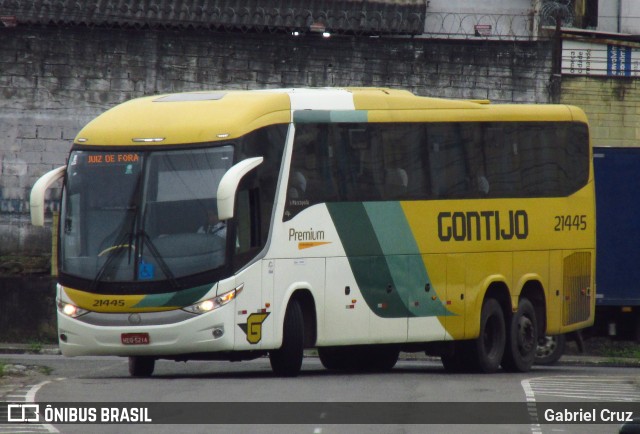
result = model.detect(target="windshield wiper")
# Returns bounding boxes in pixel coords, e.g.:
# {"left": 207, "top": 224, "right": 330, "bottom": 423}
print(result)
{"left": 90, "top": 172, "right": 142, "bottom": 291}
{"left": 90, "top": 211, "right": 137, "bottom": 291}
{"left": 138, "top": 230, "right": 179, "bottom": 290}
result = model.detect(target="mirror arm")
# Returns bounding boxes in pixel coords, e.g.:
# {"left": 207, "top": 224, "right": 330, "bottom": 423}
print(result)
{"left": 217, "top": 157, "right": 264, "bottom": 221}
{"left": 30, "top": 166, "right": 66, "bottom": 226}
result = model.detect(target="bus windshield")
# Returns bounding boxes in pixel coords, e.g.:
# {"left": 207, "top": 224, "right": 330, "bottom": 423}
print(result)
{"left": 60, "top": 146, "right": 234, "bottom": 285}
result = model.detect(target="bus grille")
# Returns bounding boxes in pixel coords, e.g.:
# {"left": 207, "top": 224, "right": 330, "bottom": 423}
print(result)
{"left": 563, "top": 252, "right": 592, "bottom": 326}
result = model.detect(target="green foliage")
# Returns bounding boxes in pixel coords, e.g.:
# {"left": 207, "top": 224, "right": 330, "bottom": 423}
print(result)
{"left": 27, "top": 341, "right": 43, "bottom": 353}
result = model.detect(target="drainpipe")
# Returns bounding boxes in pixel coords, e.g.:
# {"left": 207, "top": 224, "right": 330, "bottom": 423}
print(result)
{"left": 618, "top": 0, "right": 622, "bottom": 33}
{"left": 549, "top": 9, "right": 562, "bottom": 103}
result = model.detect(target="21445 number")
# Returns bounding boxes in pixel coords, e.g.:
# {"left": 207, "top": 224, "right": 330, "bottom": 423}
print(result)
{"left": 554, "top": 215, "right": 587, "bottom": 231}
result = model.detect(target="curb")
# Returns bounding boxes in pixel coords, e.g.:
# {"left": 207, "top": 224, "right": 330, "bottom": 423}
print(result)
{"left": 0, "top": 344, "right": 61, "bottom": 356}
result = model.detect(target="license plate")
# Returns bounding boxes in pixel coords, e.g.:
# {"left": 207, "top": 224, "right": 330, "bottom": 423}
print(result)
{"left": 121, "top": 333, "right": 150, "bottom": 345}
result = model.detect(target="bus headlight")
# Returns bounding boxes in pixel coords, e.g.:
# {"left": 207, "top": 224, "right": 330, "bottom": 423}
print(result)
{"left": 57, "top": 299, "right": 89, "bottom": 318}
{"left": 182, "top": 284, "right": 244, "bottom": 315}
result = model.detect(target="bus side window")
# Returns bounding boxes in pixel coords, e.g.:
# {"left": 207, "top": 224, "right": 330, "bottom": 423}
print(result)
{"left": 459, "top": 123, "right": 489, "bottom": 197}
{"left": 380, "top": 123, "right": 431, "bottom": 200}
{"left": 345, "top": 126, "right": 381, "bottom": 201}
{"left": 234, "top": 186, "right": 262, "bottom": 269}
{"left": 427, "top": 124, "right": 468, "bottom": 199}
{"left": 286, "top": 126, "right": 318, "bottom": 212}
{"left": 483, "top": 123, "right": 521, "bottom": 197}
{"left": 285, "top": 124, "right": 339, "bottom": 220}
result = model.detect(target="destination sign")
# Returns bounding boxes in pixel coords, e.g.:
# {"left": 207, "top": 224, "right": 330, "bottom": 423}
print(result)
{"left": 87, "top": 153, "right": 140, "bottom": 164}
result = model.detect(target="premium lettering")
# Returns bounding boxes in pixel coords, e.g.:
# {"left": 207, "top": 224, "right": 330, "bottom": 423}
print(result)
{"left": 438, "top": 210, "right": 528, "bottom": 242}
{"left": 289, "top": 227, "right": 325, "bottom": 242}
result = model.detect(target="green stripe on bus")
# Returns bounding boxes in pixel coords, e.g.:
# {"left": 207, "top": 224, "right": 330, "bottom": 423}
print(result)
{"left": 363, "top": 202, "right": 451, "bottom": 317}
{"left": 363, "top": 202, "right": 417, "bottom": 255}
{"left": 327, "top": 202, "right": 412, "bottom": 318}
{"left": 293, "top": 110, "right": 368, "bottom": 123}
{"left": 327, "top": 201, "right": 451, "bottom": 318}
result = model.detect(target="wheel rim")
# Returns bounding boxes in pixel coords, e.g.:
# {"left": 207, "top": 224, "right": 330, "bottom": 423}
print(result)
{"left": 517, "top": 316, "right": 535, "bottom": 355}
{"left": 536, "top": 336, "right": 557, "bottom": 358}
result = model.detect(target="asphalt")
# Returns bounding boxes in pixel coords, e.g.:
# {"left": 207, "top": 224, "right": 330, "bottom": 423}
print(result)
{"left": 1, "top": 343, "right": 639, "bottom": 368}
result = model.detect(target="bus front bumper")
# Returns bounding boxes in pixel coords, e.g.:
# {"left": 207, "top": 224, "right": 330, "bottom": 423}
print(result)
{"left": 56, "top": 304, "right": 236, "bottom": 357}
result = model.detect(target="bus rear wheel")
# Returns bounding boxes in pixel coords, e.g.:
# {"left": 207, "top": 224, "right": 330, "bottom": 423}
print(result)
{"left": 128, "top": 356, "right": 155, "bottom": 377}
{"left": 269, "top": 299, "right": 304, "bottom": 377}
{"left": 469, "top": 298, "right": 506, "bottom": 373}
{"left": 502, "top": 298, "right": 537, "bottom": 372}
{"left": 535, "top": 334, "right": 566, "bottom": 365}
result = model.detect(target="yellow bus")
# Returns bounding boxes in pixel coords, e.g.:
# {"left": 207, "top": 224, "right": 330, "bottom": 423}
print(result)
{"left": 31, "top": 88, "right": 595, "bottom": 377}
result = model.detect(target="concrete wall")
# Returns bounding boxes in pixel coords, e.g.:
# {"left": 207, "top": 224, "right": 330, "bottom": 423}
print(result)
{"left": 561, "top": 76, "right": 640, "bottom": 147}
{"left": 0, "top": 25, "right": 554, "bottom": 264}
{"left": 598, "top": 0, "right": 640, "bottom": 34}
{"left": 428, "top": 0, "right": 535, "bottom": 15}
{"left": 0, "top": 276, "right": 56, "bottom": 342}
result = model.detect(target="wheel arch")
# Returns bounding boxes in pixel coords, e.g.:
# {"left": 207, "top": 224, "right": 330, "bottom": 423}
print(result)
{"left": 468, "top": 279, "right": 512, "bottom": 340}
{"left": 519, "top": 279, "right": 546, "bottom": 338}
{"left": 484, "top": 280, "right": 512, "bottom": 322}
{"left": 278, "top": 286, "right": 317, "bottom": 348}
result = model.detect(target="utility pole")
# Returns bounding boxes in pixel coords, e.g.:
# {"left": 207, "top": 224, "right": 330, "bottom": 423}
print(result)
{"left": 549, "top": 8, "right": 563, "bottom": 103}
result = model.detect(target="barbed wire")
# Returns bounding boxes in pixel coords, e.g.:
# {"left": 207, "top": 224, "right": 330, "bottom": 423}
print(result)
{"left": 423, "top": 12, "right": 541, "bottom": 41}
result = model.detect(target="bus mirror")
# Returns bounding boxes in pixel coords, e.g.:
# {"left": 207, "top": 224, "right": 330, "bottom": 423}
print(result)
{"left": 217, "top": 157, "right": 263, "bottom": 221}
{"left": 30, "top": 166, "right": 66, "bottom": 227}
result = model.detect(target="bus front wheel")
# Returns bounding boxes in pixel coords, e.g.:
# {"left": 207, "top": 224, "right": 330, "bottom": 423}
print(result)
{"left": 502, "top": 298, "right": 537, "bottom": 372}
{"left": 269, "top": 299, "right": 304, "bottom": 377}
{"left": 128, "top": 356, "right": 155, "bottom": 377}
{"left": 469, "top": 298, "right": 506, "bottom": 373}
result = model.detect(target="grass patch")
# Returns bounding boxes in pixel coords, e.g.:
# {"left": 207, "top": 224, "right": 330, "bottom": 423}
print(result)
{"left": 582, "top": 337, "right": 640, "bottom": 360}
{"left": 36, "top": 365, "right": 53, "bottom": 376}
{"left": 27, "top": 341, "right": 43, "bottom": 353}
{"left": 600, "top": 346, "right": 640, "bottom": 360}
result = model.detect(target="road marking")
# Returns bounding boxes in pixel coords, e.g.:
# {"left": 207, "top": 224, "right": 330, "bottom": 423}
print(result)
{"left": 521, "top": 378, "right": 543, "bottom": 434}
{"left": 0, "top": 381, "right": 59, "bottom": 434}
{"left": 25, "top": 381, "right": 50, "bottom": 404}
{"left": 522, "top": 375, "right": 640, "bottom": 434}
{"left": 527, "top": 375, "right": 640, "bottom": 402}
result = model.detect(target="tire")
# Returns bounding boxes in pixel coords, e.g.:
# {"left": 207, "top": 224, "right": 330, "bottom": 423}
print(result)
{"left": 535, "top": 334, "right": 566, "bottom": 365}
{"left": 468, "top": 298, "right": 506, "bottom": 373}
{"left": 502, "top": 298, "right": 538, "bottom": 372}
{"left": 364, "top": 345, "right": 400, "bottom": 372}
{"left": 440, "top": 342, "right": 471, "bottom": 373}
{"left": 269, "top": 299, "right": 304, "bottom": 377}
{"left": 128, "top": 356, "right": 155, "bottom": 377}
{"left": 318, "top": 347, "right": 352, "bottom": 370}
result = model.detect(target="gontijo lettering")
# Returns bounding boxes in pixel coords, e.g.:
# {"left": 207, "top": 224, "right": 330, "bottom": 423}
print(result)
{"left": 438, "top": 210, "right": 529, "bottom": 241}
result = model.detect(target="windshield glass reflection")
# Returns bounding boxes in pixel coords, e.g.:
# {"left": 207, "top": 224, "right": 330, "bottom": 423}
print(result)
{"left": 60, "top": 146, "right": 234, "bottom": 284}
